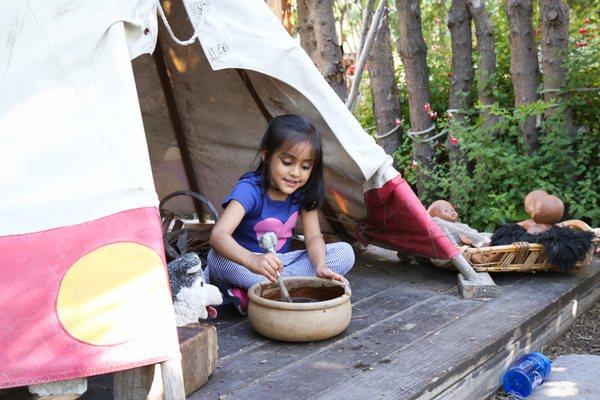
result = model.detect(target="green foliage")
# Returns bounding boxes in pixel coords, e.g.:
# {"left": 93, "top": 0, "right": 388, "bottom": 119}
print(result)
{"left": 351, "top": 1, "right": 600, "bottom": 230}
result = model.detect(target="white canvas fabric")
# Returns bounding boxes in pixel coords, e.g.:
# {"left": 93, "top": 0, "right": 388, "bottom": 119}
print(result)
{"left": 142, "top": 0, "right": 401, "bottom": 231}
{"left": 0, "top": 0, "right": 159, "bottom": 236}
{"left": 192, "top": 0, "right": 395, "bottom": 185}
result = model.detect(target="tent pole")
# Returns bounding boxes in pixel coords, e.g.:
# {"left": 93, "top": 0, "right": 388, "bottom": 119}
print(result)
{"left": 236, "top": 69, "right": 352, "bottom": 240}
{"left": 237, "top": 69, "right": 272, "bottom": 121}
{"left": 453, "top": 254, "right": 500, "bottom": 299}
{"left": 153, "top": 44, "right": 206, "bottom": 220}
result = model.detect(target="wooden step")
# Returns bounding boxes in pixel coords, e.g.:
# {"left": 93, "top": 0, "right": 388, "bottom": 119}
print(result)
{"left": 114, "top": 323, "right": 217, "bottom": 399}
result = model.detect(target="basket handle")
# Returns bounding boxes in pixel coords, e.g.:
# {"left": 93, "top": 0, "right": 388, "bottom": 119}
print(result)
{"left": 159, "top": 190, "right": 220, "bottom": 222}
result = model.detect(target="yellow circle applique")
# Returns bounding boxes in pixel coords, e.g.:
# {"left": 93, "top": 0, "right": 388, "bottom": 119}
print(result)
{"left": 57, "top": 242, "right": 171, "bottom": 346}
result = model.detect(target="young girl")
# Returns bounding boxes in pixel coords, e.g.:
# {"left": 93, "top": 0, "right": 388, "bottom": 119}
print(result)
{"left": 208, "top": 114, "right": 355, "bottom": 314}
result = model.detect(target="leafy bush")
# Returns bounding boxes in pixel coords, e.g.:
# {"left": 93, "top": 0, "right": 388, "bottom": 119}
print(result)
{"left": 359, "top": 2, "right": 600, "bottom": 231}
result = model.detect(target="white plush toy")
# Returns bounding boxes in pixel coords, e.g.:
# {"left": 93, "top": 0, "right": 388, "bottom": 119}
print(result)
{"left": 168, "top": 253, "right": 223, "bottom": 327}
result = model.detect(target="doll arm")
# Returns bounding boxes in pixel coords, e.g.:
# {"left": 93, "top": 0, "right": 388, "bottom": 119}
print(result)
{"left": 556, "top": 219, "right": 596, "bottom": 232}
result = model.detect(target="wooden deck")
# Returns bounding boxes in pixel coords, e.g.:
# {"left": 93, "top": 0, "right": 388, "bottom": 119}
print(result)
{"left": 186, "top": 247, "right": 599, "bottom": 400}
{"left": 4, "top": 247, "right": 598, "bottom": 400}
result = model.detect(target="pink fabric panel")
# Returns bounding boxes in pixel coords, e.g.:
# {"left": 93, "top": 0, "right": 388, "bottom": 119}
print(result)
{"left": 361, "top": 175, "right": 459, "bottom": 260}
{"left": 0, "top": 207, "right": 179, "bottom": 388}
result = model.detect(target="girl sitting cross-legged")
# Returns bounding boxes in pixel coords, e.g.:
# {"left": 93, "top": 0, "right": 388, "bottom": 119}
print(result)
{"left": 207, "top": 114, "right": 355, "bottom": 315}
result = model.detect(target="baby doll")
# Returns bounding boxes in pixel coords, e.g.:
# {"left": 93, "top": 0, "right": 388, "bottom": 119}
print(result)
{"left": 428, "top": 200, "right": 491, "bottom": 248}
{"left": 517, "top": 191, "right": 564, "bottom": 234}
{"left": 490, "top": 191, "right": 596, "bottom": 270}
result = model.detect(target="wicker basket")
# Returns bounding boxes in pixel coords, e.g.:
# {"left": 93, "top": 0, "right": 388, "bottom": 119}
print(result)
{"left": 460, "top": 237, "right": 599, "bottom": 273}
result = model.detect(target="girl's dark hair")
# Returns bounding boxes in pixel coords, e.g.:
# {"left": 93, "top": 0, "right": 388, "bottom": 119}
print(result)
{"left": 255, "top": 114, "right": 324, "bottom": 211}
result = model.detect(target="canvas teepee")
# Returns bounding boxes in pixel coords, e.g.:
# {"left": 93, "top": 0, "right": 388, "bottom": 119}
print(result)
{"left": 142, "top": 0, "right": 459, "bottom": 260}
{"left": 0, "top": 0, "right": 180, "bottom": 389}
{"left": 0, "top": 0, "right": 488, "bottom": 390}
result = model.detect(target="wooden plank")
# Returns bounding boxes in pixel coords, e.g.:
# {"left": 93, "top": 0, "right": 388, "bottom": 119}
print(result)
{"left": 435, "top": 279, "right": 600, "bottom": 400}
{"left": 312, "top": 264, "right": 600, "bottom": 400}
{"left": 213, "top": 251, "right": 461, "bottom": 359}
{"left": 191, "top": 289, "right": 480, "bottom": 399}
{"left": 194, "top": 247, "right": 506, "bottom": 399}
{"left": 114, "top": 324, "right": 217, "bottom": 400}
{"left": 178, "top": 324, "right": 218, "bottom": 396}
{"left": 191, "top": 285, "right": 436, "bottom": 398}
{"left": 114, "top": 365, "right": 161, "bottom": 400}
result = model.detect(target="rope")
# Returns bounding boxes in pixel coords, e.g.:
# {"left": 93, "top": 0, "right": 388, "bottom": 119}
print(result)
{"left": 375, "top": 124, "right": 401, "bottom": 140}
{"left": 406, "top": 124, "right": 444, "bottom": 142}
{"left": 157, "top": 0, "right": 199, "bottom": 46}
{"left": 421, "top": 130, "right": 446, "bottom": 142}
{"left": 540, "top": 87, "right": 600, "bottom": 94}
{"left": 539, "top": 88, "right": 560, "bottom": 94}
{"left": 407, "top": 124, "right": 435, "bottom": 137}
{"left": 446, "top": 108, "right": 468, "bottom": 116}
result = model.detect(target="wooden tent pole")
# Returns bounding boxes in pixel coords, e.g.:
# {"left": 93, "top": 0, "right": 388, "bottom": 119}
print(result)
{"left": 153, "top": 44, "right": 205, "bottom": 220}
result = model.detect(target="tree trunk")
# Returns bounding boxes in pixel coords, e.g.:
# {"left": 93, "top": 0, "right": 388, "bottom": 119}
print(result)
{"left": 507, "top": 0, "right": 541, "bottom": 152}
{"left": 297, "top": 0, "right": 318, "bottom": 63}
{"left": 467, "top": 0, "right": 500, "bottom": 131}
{"left": 396, "top": 0, "right": 435, "bottom": 199}
{"left": 338, "top": 2, "right": 347, "bottom": 50}
{"left": 369, "top": 10, "right": 402, "bottom": 155}
{"left": 540, "top": 0, "right": 574, "bottom": 135}
{"left": 447, "top": 0, "right": 473, "bottom": 160}
{"left": 306, "top": 0, "right": 348, "bottom": 100}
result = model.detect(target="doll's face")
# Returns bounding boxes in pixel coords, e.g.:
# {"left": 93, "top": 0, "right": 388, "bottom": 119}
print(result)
{"left": 532, "top": 195, "right": 564, "bottom": 224}
{"left": 524, "top": 190, "right": 548, "bottom": 215}
{"left": 428, "top": 200, "right": 458, "bottom": 222}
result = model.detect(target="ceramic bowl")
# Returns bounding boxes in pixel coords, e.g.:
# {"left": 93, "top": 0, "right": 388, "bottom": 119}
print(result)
{"left": 247, "top": 276, "right": 352, "bottom": 342}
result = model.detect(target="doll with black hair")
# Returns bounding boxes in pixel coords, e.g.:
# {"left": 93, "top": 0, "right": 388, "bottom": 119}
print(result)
{"left": 491, "top": 190, "right": 596, "bottom": 271}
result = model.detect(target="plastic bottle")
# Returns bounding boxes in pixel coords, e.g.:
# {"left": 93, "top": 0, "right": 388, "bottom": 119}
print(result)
{"left": 502, "top": 352, "right": 552, "bottom": 398}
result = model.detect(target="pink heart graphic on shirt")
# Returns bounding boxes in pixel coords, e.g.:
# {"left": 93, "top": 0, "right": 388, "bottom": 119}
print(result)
{"left": 254, "top": 211, "right": 298, "bottom": 252}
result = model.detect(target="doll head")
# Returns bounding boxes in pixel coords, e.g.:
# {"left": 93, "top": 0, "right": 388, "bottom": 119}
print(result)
{"left": 428, "top": 200, "right": 458, "bottom": 222}
{"left": 531, "top": 194, "right": 564, "bottom": 225}
{"left": 524, "top": 189, "right": 548, "bottom": 216}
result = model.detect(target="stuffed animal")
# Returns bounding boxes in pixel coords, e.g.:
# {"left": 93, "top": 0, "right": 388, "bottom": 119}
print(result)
{"left": 428, "top": 200, "right": 491, "bottom": 248}
{"left": 26, "top": 254, "right": 221, "bottom": 398}
{"left": 168, "top": 253, "right": 223, "bottom": 327}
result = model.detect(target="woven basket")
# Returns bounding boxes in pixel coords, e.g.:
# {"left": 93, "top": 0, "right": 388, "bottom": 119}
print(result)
{"left": 460, "top": 237, "right": 599, "bottom": 273}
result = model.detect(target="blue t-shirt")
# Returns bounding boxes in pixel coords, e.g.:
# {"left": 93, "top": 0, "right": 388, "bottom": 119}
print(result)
{"left": 223, "top": 172, "right": 301, "bottom": 253}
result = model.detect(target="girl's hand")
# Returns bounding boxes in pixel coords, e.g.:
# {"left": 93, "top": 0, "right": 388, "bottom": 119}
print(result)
{"left": 246, "top": 253, "right": 283, "bottom": 282}
{"left": 315, "top": 265, "right": 344, "bottom": 282}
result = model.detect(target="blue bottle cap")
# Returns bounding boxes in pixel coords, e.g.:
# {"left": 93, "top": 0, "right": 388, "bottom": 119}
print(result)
{"left": 503, "top": 369, "right": 533, "bottom": 398}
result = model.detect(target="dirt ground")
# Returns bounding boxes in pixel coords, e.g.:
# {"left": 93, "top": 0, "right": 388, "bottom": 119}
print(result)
{"left": 487, "top": 300, "right": 600, "bottom": 399}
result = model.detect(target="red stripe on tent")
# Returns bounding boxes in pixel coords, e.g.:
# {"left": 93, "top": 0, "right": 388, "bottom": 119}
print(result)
{"left": 361, "top": 175, "right": 459, "bottom": 260}
{"left": 0, "top": 208, "right": 179, "bottom": 388}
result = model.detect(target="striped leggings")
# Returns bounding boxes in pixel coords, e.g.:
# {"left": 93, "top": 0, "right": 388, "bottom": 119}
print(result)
{"left": 207, "top": 242, "right": 355, "bottom": 290}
